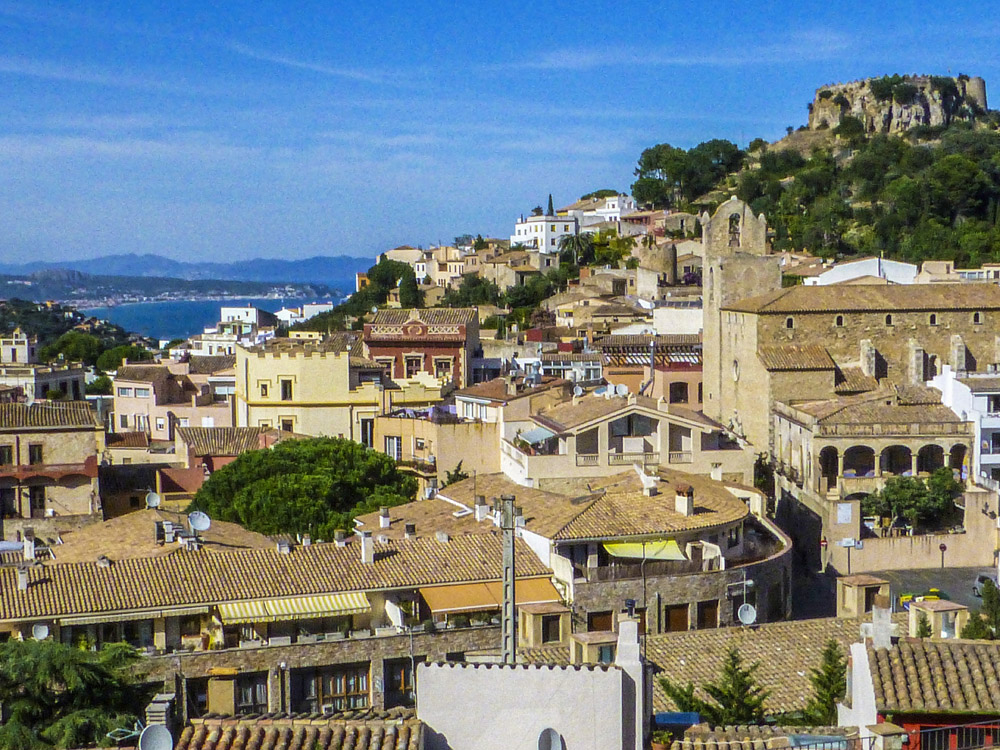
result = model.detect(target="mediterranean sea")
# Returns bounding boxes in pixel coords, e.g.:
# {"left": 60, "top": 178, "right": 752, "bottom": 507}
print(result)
{"left": 83, "top": 298, "right": 328, "bottom": 341}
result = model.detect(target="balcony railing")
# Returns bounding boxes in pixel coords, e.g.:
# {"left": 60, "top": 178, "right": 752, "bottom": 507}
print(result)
{"left": 667, "top": 451, "right": 693, "bottom": 464}
{"left": 576, "top": 455, "right": 599, "bottom": 466}
{"left": 609, "top": 452, "right": 660, "bottom": 466}
{"left": 0, "top": 458, "right": 98, "bottom": 481}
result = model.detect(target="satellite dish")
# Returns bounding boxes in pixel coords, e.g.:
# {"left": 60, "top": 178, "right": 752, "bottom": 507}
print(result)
{"left": 737, "top": 603, "right": 757, "bottom": 626}
{"left": 144, "top": 491, "right": 161, "bottom": 509}
{"left": 137, "top": 724, "right": 173, "bottom": 750}
{"left": 615, "top": 383, "right": 629, "bottom": 396}
{"left": 188, "top": 511, "right": 212, "bottom": 533}
{"left": 371, "top": 306, "right": 378, "bottom": 314}
{"left": 573, "top": 385, "right": 584, "bottom": 397}
{"left": 31, "top": 623, "right": 49, "bottom": 640}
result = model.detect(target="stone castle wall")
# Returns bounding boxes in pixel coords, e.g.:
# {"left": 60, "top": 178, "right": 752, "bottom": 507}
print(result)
{"left": 807, "top": 74, "right": 988, "bottom": 135}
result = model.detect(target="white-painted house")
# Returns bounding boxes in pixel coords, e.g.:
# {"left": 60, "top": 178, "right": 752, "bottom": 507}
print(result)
{"left": 511, "top": 214, "right": 578, "bottom": 254}
{"left": 804, "top": 257, "right": 918, "bottom": 286}
{"left": 929, "top": 365, "right": 1000, "bottom": 483}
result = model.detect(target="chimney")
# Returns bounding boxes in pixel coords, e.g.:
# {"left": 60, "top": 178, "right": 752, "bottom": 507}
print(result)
{"left": 871, "top": 594, "right": 893, "bottom": 649}
{"left": 96, "top": 555, "right": 112, "bottom": 568}
{"left": 710, "top": 463, "right": 723, "bottom": 482}
{"left": 404, "top": 522, "right": 416, "bottom": 539}
{"left": 675, "top": 484, "right": 694, "bottom": 516}
{"left": 335, "top": 529, "right": 347, "bottom": 547}
{"left": 17, "top": 566, "right": 28, "bottom": 592}
{"left": 506, "top": 376, "right": 518, "bottom": 396}
{"left": 276, "top": 539, "right": 292, "bottom": 554}
{"left": 359, "top": 530, "right": 374, "bottom": 563}
{"left": 474, "top": 495, "right": 489, "bottom": 522}
{"left": 301, "top": 533, "right": 311, "bottom": 547}
{"left": 643, "top": 481, "right": 659, "bottom": 498}
{"left": 22, "top": 527, "right": 35, "bottom": 561}
{"left": 514, "top": 506, "right": 525, "bottom": 527}
{"left": 379, "top": 506, "right": 391, "bottom": 529}
{"left": 435, "top": 530, "right": 450, "bottom": 543}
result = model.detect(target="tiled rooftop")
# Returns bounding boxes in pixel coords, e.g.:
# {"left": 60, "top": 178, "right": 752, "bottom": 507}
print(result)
{"left": 870, "top": 638, "right": 1000, "bottom": 714}
{"left": 724, "top": 283, "right": 1000, "bottom": 314}
{"left": 0, "top": 401, "right": 100, "bottom": 430}
{"left": 452, "top": 375, "right": 568, "bottom": 403}
{"left": 758, "top": 345, "right": 835, "bottom": 371}
{"left": 369, "top": 308, "right": 477, "bottom": 326}
{"left": 177, "top": 426, "right": 271, "bottom": 456}
{"left": 185, "top": 355, "right": 237, "bottom": 374}
{"left": 116, "top": 365, "right": 171, "bottom": 382}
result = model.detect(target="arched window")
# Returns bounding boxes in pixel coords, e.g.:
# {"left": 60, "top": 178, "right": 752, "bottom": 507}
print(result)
{"left": 974, "top": 312, "right": 983, "bottom": 324}
{"left": 728, "top": 213, "right": 741, "bottom": 247}
{"left": 785, "top": 317, "right": 794, "bottom": 329}
{"left": 929, "top": 313, "right": 937, "bottom": 326}
{"left": 885, "top": 314, "right": 893, "bottom": 326}
{"left": 733, "top": 359, "right": 740, "bottom": 382}
{"left": 835, "top": 315, "right": 844, "bottom": 327}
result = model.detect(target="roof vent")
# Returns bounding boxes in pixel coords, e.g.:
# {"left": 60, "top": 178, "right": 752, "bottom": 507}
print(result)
{"left": 301, "top": 534, "right": 311, "bottom": 547}
{"left": 96, "top": 555, "right": 112, "bottom": 568}
{"left": 435, "top": 531, "right": 450, "bottom": 543}
{"left": 335, "top": 530, "right": 347, "bottom": 547}
{"left": 474, "top": 495, "right": 489, "bottom": 522}
{"left": 404, "top": 522, "right": 416, "bottom": 539}
{"left": 16, "top": 566, "right": 28, "bottom": 592}
{"left": 276, "top": 539, "right": 292, "bottom": 554}
{"left": 379, "top": 506, "right": 391, "bottom": 529}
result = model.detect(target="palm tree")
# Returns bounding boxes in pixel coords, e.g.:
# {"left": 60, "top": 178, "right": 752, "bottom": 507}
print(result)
{"left": 558, "top": 231, "right": 593, "bottom": 266}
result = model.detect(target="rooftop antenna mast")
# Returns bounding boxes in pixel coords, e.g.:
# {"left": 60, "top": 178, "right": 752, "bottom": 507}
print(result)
{"left": 496, "top": 494, "right": 518, "bottom": 664}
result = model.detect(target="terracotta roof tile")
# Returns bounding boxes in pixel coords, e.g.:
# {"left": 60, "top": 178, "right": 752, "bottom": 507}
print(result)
{"left": 185, "top": 355, "right": 236, "bottom": 374}
{"left": 869, "top": 639, "right": 1000, "bottom": 714}
{"left": 835, "top": 366, "right": 879, "bottom": 394}
{"left": 0, "top": 401, "right": 99, "bottom": 429}
{"left": 724, "top": 283, "right": 1000, "bottom": 314}
{"left": 115, "top": 365, "right": 171, "bottom": 382}
{"left": 177, "top": 426, "right": 268, "bottom": 456}
{"left": 758, "top": 345, "right": 834, "bottom": 371}
{"left": 106, "top": 431, "right": 150, "bottom": 449}
{"left": 453, "top": 375, "right": 568, "bottom": 403}
{"left": 0, "top": 533, "right": 550, "bottom": 622}
{"left": 369, "top": 308, "right": 477, "bottom": 326}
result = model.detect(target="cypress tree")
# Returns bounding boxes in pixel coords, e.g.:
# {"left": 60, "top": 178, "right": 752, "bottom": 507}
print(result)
{"left": 805, "top": 639, "right": 848, "bottom": 724}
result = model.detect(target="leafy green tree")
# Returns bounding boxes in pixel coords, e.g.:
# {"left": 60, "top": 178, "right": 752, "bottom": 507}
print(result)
{"left": 441, "top": 276, "right": 501, "bottom": 308}
{"left": 961, "top": 580, "right": 1000, "bottom": 639}
{"left": 398, "top": 270, "right": 423, "bottom": 308}
{"left": 580, "top": 189, "right": 619, "bottom": 200}
{"left": 833, "top": 115, "right": 866, "bottom": 143}
{"left": 660, "top": 646, "right": 769, "bottom": 725}
{"left": 443, "top": 461, "right": 470, "bottom": 487}
{"left": 558, "top": 232, "right": 594, "bottom": 266}
{"left": 44, "top": 388, "right": 66, "bottom": 400}
{"left": 162, "top": 338, "right": 186, "bottom": 351}
{"left": 188, "top": 437, "right": 417, "bottom": 539}
{"left": 916, "top": 612, "right": 932, "bottom": 638}
{"left": 473, "top": 234, "right": 488, "bottom": 251}
{"left": 860, "top": 468, "right": 958, "bottom": 528}
{"left": 38, "top": 332, "right": 103, "bottom": 366}
{"left": 96, "top": 345, "right": 154, "bottom": 372}
{"left": 85, "top": 375, "right": 113, "bottom": 396}
{"left": 804, "top": 640, "right": 847, "bottom": 724}
{"left": 0, "top": 640, "right": 145, "bottom": 750}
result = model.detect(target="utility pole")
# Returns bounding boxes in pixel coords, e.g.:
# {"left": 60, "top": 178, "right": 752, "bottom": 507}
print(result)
{"left": 497, "top": 494, "right": 518, "bottom": 664}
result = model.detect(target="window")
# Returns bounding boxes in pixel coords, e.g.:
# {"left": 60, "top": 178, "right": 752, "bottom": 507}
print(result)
{"left": 929, "top": 313, "right": 938, "bottom": 325}
{"left": 728, "top": 524, "right": 741, "bottom": 548}
{"left": 236, "top": 673, "right": 268, "bottom": 714}
{"left": 885, "top": 314, "right": 893, "bottom": 326}
{"left": 668, "top": 382, "right": 689, "bottom": 404}
{"left": 665, "top": 604, "right": 688, "bottom": 632}
{"left": 587, "top": 610, "right": 613, "bottom": 632}
{"left": 28, "top": 486, "right": 45, "bottom": 515}
{"left": 835, "top": 315, "right": 844, "bottom": 327}
{"left": 280, "top": 419, "right": 294, "bottom": 433}
{"left": 360, "top": 418, "right": 374, "bottom": 449}
{"left": 541, "top": 614, "right": 561, "bottom": 643}
{"left": 259, "top": 382, "right": 269, "bottom": 398}
{"left": 597, "top": 644, "right": 616, "bottom": 664}
{"left": 696, "top": 600, "right": 718, "bottom": 629}
{"left": 27, "top": 444, "right": 43, "bottom": 465}
{"left": 405, "top": 356, "right": 422, "bottom": 378}
{"left": 117, "top": 387, "right": 133, "bottom": 397}
{"left": 384, "top": 657, "right": 423, "bottom": 708}
{"left": 155, "top": 418, "right": 165, "bottom": 431}
{"left": 134, "top": 388, "right": 150, "bottom": 398}
{"left": 974, "top": 312, "right": 983, "bottom": 324}
{"left": 280, "top": 380, "right": 293, "bottom": 401}
{"left": 119, "top": 414, "right": 129, "bottom": 429}
{"left": 0, "top": 445, "right": 12, "bottom": 465}
{"left": 434, "top": 358, "right": 453, "bottom": 379}
{"left": 180, "top": 615, "right": 201, "bottom": 637}
{"left": 732, "top": 359, "right": 740, "bottom": 382}
{"left": 293, "top": 664, "right": 369, "bottom": 713}
{"left": 385, "top": 436, "right": 402, "bottom": 461}
{"left": 785, "top": 317, "right": 794, "bottom": 329}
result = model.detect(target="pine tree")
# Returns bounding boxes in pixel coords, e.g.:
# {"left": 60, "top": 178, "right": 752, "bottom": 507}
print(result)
{"left": 916, "top": 612, "right": 932, "bottom": 638}
{"left": 660, "top": 646, "right": 769, "bottom": 725}
{"left": 804, "top": 639, "right": 847, "bottom": 725}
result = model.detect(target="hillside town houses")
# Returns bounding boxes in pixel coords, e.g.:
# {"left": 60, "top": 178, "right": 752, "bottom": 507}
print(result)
{"left": 8, "top": 195, "right": 1000, "bottom": 750}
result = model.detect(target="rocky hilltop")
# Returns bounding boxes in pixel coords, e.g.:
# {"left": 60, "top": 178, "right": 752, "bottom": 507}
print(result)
{"left": 808, "top": 74, "right": 988, "bottom": 135}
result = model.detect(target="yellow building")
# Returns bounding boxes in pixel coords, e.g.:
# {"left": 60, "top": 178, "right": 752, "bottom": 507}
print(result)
{"left": 235, "top": 333, "right": 446, "bottom": 441}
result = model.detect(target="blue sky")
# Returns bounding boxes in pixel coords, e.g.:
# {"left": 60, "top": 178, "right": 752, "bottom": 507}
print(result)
{"left": 0, "top": 1, "right": 997, "bottom": 262}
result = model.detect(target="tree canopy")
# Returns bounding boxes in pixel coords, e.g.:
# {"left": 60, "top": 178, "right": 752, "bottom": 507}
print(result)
{"left": 96, "top": 345, "right": 155, "bottom": 373}
{"left": 961, "top": 579, "right": 1000, "bottom": 639}
{"left": 633, "top": 139, "right": 744, "bottom": 208}
{"left": 861, "top": 468, "right": 960, "bottom": 528}
{"left": 0, "top": 640, "right": 145, "bottom": 750}
{"left": 187, "top": 437, "right": 417, "bottom": 539}
{"left": 660, "top": 646, "right": 769, "bottom": 725}
{"left": 804, "top": 640, "right": 847, "bottom": 724}
{"left": 441, "top": 276, "right": 501, "bottom": 308}
{"left": 38, "top": 332, "right": 104, "bottom": 367}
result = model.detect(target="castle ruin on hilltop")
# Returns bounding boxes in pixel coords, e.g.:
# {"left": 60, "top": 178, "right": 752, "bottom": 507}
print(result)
{"left": 807, "top": 74, "right": 988, "bottom": 135}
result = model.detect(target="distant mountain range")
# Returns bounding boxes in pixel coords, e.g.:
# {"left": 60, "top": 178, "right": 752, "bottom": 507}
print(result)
{"left": 0, "top": 253, "right": 376, "bottom": 290}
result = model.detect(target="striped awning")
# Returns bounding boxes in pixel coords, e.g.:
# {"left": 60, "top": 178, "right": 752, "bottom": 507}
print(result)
{"left": 218, "top": 600, "right": 271, "bottom": 624}
{"left": 218, "top": 594, "right": 370, "bottom": 624}
{"left": 266, "top": 593, "right": 370, "bottom": 621}
{"left": 603, "top": 539, "right": 685, "bottom": 561}
{"left": 420, "top": 578, "right": 561, "bottom": 614}
{"left": 60, "top": 606, "right": 210, "bottom": 627}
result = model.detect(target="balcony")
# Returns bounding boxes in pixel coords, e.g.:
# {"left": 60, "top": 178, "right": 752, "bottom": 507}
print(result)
{"left": 0, "top": 456, "right": 98, "bottom": 482}
{"left": 667, "top": 451, "right": 693, "bottom": 464}
{"left": 609, "top": 452, "right": 659, "bottom": 466}
{"left": 576, "top": 455, "right": 599, "bottom": 466}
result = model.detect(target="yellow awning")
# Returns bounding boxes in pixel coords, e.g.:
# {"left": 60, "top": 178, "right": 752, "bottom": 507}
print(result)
{"left": 218, "top": 600, "right": 271, "bottom": 624}
{"left": 603, "top": 540, "right": 686, "bottom": 561}
{"left": 267, "top": 593, "right": 370, "bottom": 621}
{"left": 421, "top": 578, "right": 562, "bottom": 614}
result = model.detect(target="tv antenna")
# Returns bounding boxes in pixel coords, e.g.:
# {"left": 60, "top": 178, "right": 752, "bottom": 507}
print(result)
{"left": 144, "top": 491, "right": 161, "bottom": 509}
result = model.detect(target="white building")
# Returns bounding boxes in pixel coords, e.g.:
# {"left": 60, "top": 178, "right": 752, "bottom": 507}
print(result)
{"left": 559, "top": 194, "right": 638, "bottom": 228}
{"left": 929, "top": 365, "right": 1000, "bottom": 483}
{"left": 511, "top": 214, "right": 578, "bottom": 254}
{"left": 805, "top": 257, "right": 918, "bottom": 286}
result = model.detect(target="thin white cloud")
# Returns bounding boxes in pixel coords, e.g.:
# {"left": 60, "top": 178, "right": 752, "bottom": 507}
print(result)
{"left": 222, "top": 42, "right": 389, "bottom": 85}
{"left": 0, "top": 55, "right": 217, "bottom": 95}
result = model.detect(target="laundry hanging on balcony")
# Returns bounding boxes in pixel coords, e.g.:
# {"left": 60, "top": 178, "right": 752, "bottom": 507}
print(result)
{"left": 603, "top": 539, "right": 686, "bottom": 561}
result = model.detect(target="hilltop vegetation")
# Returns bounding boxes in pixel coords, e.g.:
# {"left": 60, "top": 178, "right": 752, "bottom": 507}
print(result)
{"left": 633, "top": 105, "right": 1000, "bottom": 267}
